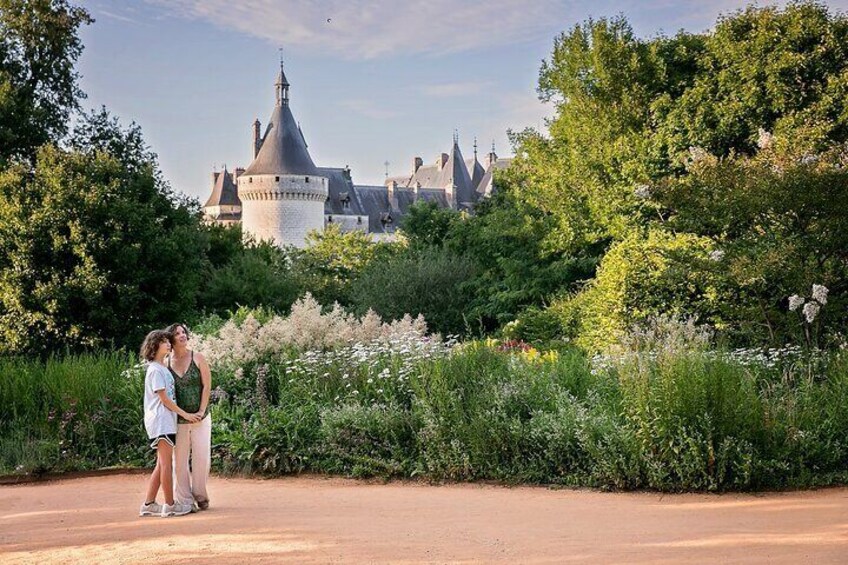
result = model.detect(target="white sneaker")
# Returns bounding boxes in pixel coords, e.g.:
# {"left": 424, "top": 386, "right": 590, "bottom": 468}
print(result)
{"left": 161, "top": 502, "right": 193, "bottom": 517}
{"left": 139, "top": 502, "right": 162, "bottom": 517}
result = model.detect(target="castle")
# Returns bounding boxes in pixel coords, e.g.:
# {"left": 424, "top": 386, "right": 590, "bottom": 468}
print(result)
{"left": 202, "top": 62, "right": 511, "bottom": 247}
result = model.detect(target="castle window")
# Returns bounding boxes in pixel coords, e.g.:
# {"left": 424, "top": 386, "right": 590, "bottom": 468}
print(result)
{"left": 275, "top": 176, "right": 280, "bottom": 182}
{"left": 249, "top": 177, "right": 253, "bottom": 183}
{"left": 357, "top": 216, "right": 362, "bottom": 224}
{"left": 305, "top": 176, "right": 310, "bottom": 183}
{"left": 328, "top": 215, "right": 333, "bottom": 223}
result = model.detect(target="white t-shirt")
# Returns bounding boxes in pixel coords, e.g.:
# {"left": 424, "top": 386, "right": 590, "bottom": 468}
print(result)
{"left": 143, "top": 361, "right": 177, "bottom": 438}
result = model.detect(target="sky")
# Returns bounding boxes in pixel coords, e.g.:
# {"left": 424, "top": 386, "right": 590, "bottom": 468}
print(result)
{"left": 77, "top": 0, "right": 848, "bottom": 202}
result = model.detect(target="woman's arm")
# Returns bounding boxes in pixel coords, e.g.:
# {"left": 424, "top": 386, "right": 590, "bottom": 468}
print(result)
{"left": 156, "top": 389, "right": 201, "bottom": 422}
{"left": 195, "top": 351, "right": 212, "bottom": 415}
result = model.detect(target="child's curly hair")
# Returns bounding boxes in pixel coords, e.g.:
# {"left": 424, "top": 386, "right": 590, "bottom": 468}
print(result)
{"left": 139, "top": 329, "right": 172, "bottom": 362}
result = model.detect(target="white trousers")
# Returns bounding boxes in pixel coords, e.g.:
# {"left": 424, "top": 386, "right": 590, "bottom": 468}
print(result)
{"left": 174, "top": 414, "right": 211, "bottom": 505}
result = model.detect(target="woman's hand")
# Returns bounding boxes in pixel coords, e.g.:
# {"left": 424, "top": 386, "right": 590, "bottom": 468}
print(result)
{"left": 181, "top": 411, "right": 202, "bottom": 423}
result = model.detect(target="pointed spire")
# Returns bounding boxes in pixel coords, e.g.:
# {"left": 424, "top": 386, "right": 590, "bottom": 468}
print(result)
{"left": 473, "top": 136, "right": 478, "bottom": 159}
{"left": 276, "top": 48, "right": 290, "bottom": 106}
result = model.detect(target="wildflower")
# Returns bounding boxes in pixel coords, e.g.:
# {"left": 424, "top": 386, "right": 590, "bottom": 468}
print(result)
{"left": 757, "top": 128, "right": 773, "bottom": 150}
{"left": 210, "top": 387, "right": 229, "bottom": 402}
{"left": 788, "top": 295, "right": 805, "bottom": 312}
{"left": 688, "top": 146, "right": 709, "bottom": 165}
{"left": 633, "top": 184, "right": 652, "bottom": 200}
{"left": 803, "top": 302, "right": 821, "bottom": 323}
{"left": 812, "top": 284, "right": 829, "bottom": 306}
{"left": 708, "top": 249, "right": 725, "bottom": 262}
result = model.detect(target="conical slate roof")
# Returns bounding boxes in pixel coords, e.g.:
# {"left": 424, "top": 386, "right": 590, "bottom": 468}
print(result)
{"left": 243, "top": 67, "right": 318, "bottom": 177}
{"left": 203, "top": 168, "right": 241, "bottom": 207}
{"left": 443, "top": 141, "right": 476, "bottom": 206}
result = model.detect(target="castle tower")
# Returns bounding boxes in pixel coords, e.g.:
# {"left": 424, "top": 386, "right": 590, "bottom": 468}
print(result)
{"left": 202, "top": 166, "right": 242, "bottom": 225}
{"left": 238, "top": 60, "right": 328, "bottom": 248}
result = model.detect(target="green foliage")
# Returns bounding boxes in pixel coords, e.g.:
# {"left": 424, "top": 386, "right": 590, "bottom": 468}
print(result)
{"left": 399, "top": 199, "right": 461, "bottom": 248}
{"left": 5, "top": 336, "right": 848, "bottom": 490}
{"left": 573, "top": 230, "right": 719, "bottom": 351}
{"left": 199, "top": 240, "right": 299, "bottom": 316}
{"left": 0, "top": 109, "right": 206, "bottom": 353}
{"left": 655, "top": 143, "right": 848, "bottom": 345}
{"left": 656, "top": 2, "right": 848, "bottom": 158}
{"left": 0, "top": 352, "right": 145, "bottom": 474}
{"left": 351, "top": 246, "right": 479, "bottom": 336}
{"left": 293, "top": 223, "right": 386, "bottom": 306}
{"left": 0, "top": 0, "right": 92, "bottom": 162}
{"left": 447, "top": 188, "right": 600, "bottom": 330}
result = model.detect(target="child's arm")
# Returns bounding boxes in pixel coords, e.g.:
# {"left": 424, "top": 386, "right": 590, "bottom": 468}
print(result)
{"left": 156, "top": 389, "right": 201, "bottom": 422}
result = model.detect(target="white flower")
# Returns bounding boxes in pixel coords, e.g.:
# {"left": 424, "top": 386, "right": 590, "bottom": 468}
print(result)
{"left": 788, "top": 295, "right": 805, "bottom": 312}
{"left": 708, "top": 249, "right": 725, "bottom": 262}
{"left": 812, "top": 284, "right": 829, "bottom": 305}
{"left": 633, "top": 184, "right": 652, "bottom": 200}
{"left": 757, "top": 128, "right": 773, "bottom": 150}
{"left": 688, "top": 146, "right": 709, "bottom": 165}
{"left": 803, "top": 302, "right": 821, "bottom": 323}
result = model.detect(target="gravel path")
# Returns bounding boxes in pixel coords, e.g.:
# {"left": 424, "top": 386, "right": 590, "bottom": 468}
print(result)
{"left": 1, "top": 473, "right": 847, "bottom": 563}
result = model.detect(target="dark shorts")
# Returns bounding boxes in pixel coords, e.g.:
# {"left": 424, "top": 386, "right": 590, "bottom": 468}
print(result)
{"left": 150, "top": 434, "right": 177, "bottom": 449}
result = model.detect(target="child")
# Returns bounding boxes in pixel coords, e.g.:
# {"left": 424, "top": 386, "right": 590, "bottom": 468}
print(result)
{"left": 138, "top": 329, "right": 201, "bottom": 517}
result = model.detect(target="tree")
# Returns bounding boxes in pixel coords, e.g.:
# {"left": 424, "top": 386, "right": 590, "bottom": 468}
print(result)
{"left": 199, "top": 241, "right": 300, "bottom": 316}
{"left": 0, "top": 0, "right": 91, "bottom": 162}
{"left": 292, "top": 224, "right": 390, "bottom": 307}
{"left": 399, "top": 199, "right": 461, "bottom": 248}
{"left": 0, "top": 109, "right": 206, "bottom": 354}
{"left": 447, "top": 187, "right": 600, "bottom": 331}
{"left": 351, "top": 246, "right": 479, "bottom": 336}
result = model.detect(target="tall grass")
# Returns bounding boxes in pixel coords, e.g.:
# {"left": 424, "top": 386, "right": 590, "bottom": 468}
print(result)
{"left": 3, "top": 345, "right": 847, "bottom": 491}
{"left": 0, "top": 352, "right": 146, "bottom": 474}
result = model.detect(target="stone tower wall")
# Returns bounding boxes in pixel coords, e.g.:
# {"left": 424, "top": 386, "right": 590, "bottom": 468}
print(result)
{"left": 238, "top": 174, "right": 328, "bottom": 248}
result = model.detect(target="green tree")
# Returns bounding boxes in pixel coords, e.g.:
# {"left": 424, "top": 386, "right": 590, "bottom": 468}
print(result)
{"left": 447, "top": 187, "right": 600, "bottom": 331}
{"left": 0, "top": 110, "right": 206, "bottom": 354}
{"left": 0, "top": 0, "right": 91, "bottom": 162}
{"left": 399, "top": 199, "right": 461, "bottom": 248}
{"left": 199, "top": 241, "right": 300, "bottom": 316}
{"left": 292, "top": 224, "right": 388, "bottom": 306}
{"left": 351, "top": 246, "right": 479, "bottom": 336}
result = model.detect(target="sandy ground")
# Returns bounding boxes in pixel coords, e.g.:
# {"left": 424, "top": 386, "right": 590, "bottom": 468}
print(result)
{"left": 1, "top": 474, "right": 847, "bottom": 564}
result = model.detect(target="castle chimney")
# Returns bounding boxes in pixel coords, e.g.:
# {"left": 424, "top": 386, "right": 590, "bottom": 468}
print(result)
{"left": 212, "top": 171, "right": 220, "bottom": 184}
{"left": 413, "top": 156, "right": 423, "bottom": 173}
{"left": 234, "top": 167, "right": 245, "bottom": 179}
{"left": 252, "top": 119, "right": 262, "bottom": 158}
{"left": 387, "top": 180, "right": 398, "bottom": 210}
{"left": 437, "top": 153, "right": 449, "bottom": 170}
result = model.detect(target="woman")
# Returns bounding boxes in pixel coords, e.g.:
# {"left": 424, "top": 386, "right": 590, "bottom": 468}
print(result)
{"left": 167, "top": 323, "right": 212, "bottom": 511}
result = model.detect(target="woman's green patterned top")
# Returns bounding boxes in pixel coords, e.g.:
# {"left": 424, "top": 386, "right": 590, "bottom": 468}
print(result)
{"left": 169, "top": 351, "right": 209, "bottom": 424}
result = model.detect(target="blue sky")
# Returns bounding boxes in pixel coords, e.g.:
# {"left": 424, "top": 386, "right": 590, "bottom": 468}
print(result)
{"left": 78, "top": 1, "right": 848, "bottom": 202}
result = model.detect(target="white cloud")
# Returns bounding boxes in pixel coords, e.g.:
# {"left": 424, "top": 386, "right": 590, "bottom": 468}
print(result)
{"left": 144, "top": 0, "right": 564, "bottom": 59}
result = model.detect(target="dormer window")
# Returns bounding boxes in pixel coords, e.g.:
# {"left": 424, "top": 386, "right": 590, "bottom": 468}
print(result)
{"left": 380, "top": 212, "right": 393, "bottom": 225}
{"left": 340, "top": 191, "right": 351, "bottom": 209}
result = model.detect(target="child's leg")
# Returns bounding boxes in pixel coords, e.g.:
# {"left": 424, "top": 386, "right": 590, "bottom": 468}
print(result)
{"left": 144, "top": 458, "right": 161, "bottom": 504}
{"left": 157, "top": 440, "right": 175, "bottom": 505}
{"left": 174, "top": 424, "right": 193, "bottom": 504}
{"left": 190, "top": 416, "right": 212, "bottom": 502}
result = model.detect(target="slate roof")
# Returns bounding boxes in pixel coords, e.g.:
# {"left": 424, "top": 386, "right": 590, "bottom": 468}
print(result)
{"left": 203, "top": 168, "right": 241, "bottom": 208}
{"left": 244, "top": 69, "right": 318, "bottom": 177}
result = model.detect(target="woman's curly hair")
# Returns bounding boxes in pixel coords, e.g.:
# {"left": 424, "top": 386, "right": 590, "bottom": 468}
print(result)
{"left": 139, "top": 329, "right": 172, "bottom": 362}
{"left": 165, "top": 323, "right": 190, "bottom": 345}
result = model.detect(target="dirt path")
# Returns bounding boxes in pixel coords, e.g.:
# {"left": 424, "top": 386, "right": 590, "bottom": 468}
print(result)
{"left": 1, "top": 474, "right": 847, "bottom": 564}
